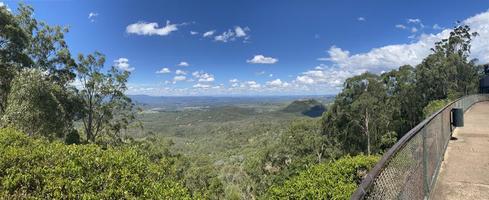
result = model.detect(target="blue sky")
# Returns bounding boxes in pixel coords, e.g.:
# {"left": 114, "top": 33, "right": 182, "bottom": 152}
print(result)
{"left": 2, "top": 0, "right": 489, "bottom": 96}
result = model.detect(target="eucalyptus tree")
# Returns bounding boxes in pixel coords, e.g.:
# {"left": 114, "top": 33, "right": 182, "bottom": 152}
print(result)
{"left": 322, "top": 73, "right": 392, "bottom": 155}
{"left": 75, "top": 52, "right": 136, "bottom": 143}
{"left": 416, "top": 24, "right": 479, "bottom": 102}
{"left": 0, "top": 3, "right": 75, "bottom": 116}
{"left": 1, "top": 69, "right": 77, "bottom": 138}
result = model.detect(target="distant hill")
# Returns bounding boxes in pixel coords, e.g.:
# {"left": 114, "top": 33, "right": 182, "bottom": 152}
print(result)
{"left": 282, "top": 99, "right": 327, "bottom": 117}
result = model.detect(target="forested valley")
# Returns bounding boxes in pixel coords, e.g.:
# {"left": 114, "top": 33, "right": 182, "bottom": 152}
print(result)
{"left": 0, "top": 3, "right": 485, "bottom": 199}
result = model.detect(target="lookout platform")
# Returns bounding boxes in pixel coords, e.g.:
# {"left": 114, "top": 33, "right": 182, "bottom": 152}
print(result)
{"left": 431, "top": 101, "right": 489, "bottom": 199}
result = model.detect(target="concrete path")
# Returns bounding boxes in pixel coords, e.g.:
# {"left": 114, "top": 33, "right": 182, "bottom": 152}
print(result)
{"left": 431, "top": 101, "right": 489, "bottom": 200}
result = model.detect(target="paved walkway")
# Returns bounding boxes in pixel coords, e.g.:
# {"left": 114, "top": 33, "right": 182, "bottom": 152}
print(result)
{"left": 431, "top": 101, "right": 489, "bottom": 200}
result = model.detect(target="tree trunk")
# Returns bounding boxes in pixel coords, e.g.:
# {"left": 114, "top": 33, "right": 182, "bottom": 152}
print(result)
{"left": 365, "top": 109, "right": 371, "bottom": 156}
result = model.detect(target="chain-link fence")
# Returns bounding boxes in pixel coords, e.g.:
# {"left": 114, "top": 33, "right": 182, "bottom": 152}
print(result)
{"left": 351, "top": 94, "right": 489, "bottom": 200}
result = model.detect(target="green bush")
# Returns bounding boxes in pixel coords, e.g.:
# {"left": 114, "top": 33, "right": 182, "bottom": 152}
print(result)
{"left": 0, "top": 128, "right": 190, "bottom": 199}
{"left": 423, "top": 99, "right": 451, "bottom": 117}
{"left": 264, "top": 155, "right": 379, "bottom": 200}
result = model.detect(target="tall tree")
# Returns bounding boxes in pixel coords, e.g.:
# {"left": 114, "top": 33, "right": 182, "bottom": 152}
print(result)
{"left": 322, "top": 73, "right": 392, "bottom": 155}
{"left": 1, "top": 69, "right": 78, "bottom": 138}
{"left": 0, "top": 4, "right": 75, "bottom": 116}
{"left": 417, "top": 24, "right": 479, "bottom": 102}
{"left": 75, "top": 52, "right": 135, "bottom": 143}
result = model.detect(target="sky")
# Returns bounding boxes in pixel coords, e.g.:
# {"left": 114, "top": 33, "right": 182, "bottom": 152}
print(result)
{"left": 2, "top": 0, "right": 489, "bottom": 96}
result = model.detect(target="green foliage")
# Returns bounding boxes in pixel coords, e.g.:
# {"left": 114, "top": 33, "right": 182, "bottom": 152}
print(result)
{"left": 1, "top": 69, "right": 78, "bottom": 139}
{"left": 323, "top": 73, "right": 392, "bottom": 155}
{"left": 0, "top": 128, "right": 190, "bottom": 199}
{"left": 75, "top": 52, "right": 137, "bottom": 143}
{"left": 65, "top": 129, "right": 81, "bottom": 145}
{"left": 265, "top": 155, "right": 379, "bottom": 199}
{"left": 321, "top": 24, "right": 481, "bottom": 157}
{"left": 423, "top": 99, "right": 451, "bottom": 117}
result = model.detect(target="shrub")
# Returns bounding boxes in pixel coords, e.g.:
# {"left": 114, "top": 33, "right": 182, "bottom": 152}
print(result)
{"left": 0, "top": 128, "right": 190, "bottom": 199}
{"left": 265, "top": 155, "right": 379, "bottom": 199}
{"left": 423, "top": 99, "right": 451, "bottom": 117}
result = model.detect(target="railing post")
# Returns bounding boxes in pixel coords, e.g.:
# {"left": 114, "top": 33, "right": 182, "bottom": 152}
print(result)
{"left": 422, "top": 128, "right": 429, "bottom": 199}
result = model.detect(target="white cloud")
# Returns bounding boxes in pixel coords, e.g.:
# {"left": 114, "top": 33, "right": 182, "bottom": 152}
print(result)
{"left": 411, "top": 27, "right": 418, "bottom": 33}
{"left": 395, "top": 24, "right": 407, "bottom": 29}
{"left": 245, "top": 81, "right": 261, "bottom": 89}
{"left": 156, "top": 67, "right": 171, "bottom": 74}
{"left": 88, "top": 12, "right": 98, "bottom": 22}
{"left": 214, "top": 29, "right": 235, "bottom": 42}
{"left": 126, "top": 20, "right": 178, "bottom": 36}
{"left": 266, "top": 79, "right": 290, "bottom": 87}
{"left": 407, "top": 18, "right": 421, "bottom": 24}
{"left": 177, "top": 61, "right": 189, "bottom": 67}
{"left": 190, "top": 31, "right": 199, "bottom": 35}
{"left": 212, "top": 26, "right": 250, "bottom": 42}
{"left": 357, "top": 17, "right": 366, "bottom": 21}
{"left": 309, "top": 10, "right": 489, "bottom": 94}
{"left": 234, "top": 26, "right": 249, "bottom": 37}
{"left": 296, "top": 65, "right": 356, "bottom": 87}
{"left": 193, "top": 83, "right": 211, "bottom": 88}
{"left": 192, "top": 71, "right": 215, "bottom": 82}
{"left": 407, "top": 18, "right": 425, "bottom": 28}
{"left": 203, "top": 30, "right": 215, "bottom": 37}
{"left": 173, "top": 75, "right": 187, "bottom": 82}
{"left": 175, "top": 69, "right": 187, "bottom": 75}
{"left": 113, "top": 58, "right": 135, "bottom": 72}
{"left": 127, "top": 10, "right": 489, "bottom": 96}
{"left": 247, "top": 55, "right": 278, "bottom": 64}
{"left": 432, "top": 24, "right": 443, "bottom": 30}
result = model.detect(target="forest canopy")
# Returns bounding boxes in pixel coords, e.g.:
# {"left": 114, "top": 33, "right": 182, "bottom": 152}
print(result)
{"left": 0, "top": 2, "right": 485, "bottom": 199}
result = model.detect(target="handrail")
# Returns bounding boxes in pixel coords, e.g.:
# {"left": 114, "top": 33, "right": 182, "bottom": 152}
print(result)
{"left": 351, "top": 94, "right": 489, "bottom": 200}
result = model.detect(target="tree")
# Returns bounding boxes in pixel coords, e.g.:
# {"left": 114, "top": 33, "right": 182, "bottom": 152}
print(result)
{"left": 381, "top": 65, "right": 423, "bottom": 137}
{"left": 1, "top": 69, "right": 78, "bottom": 139}
{"left": 417, "top": 24, "right": 479, "bottom": 102}
{"left": 0, "top": 3, "right": 75, "bottom": 117}
{"left": 75, "top": 52, "right": 136, "bottom": 143}
{"left": 323, "top": 73, "right": 392, "bottom": 155}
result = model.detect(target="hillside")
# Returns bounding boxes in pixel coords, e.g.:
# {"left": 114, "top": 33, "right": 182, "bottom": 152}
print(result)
{"left": 282, "top": 99, "right": 327, "bottom": 117}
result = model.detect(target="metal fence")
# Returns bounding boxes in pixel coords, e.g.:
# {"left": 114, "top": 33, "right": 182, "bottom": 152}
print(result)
{"left": 351, "top": 94, "right": 489, "bottom": 200}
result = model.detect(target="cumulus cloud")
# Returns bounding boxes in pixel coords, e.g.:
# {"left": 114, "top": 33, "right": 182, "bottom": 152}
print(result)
{"left": 177, "top": 61, "right": 189, "bottom": 67}
{"left": 408, "top": 18, "right": 421, "bottom": 23}
{"left": 266, "top": 79, "right": 290, "bottom": 87}
{"left": 156, "top": 67, "right": 171, "bottom": 74}
{"left": 432, "top": 24, "right": 443, "bottom": 30}
{"left": 114, "top": 58, "right": 135, "bottom": 72}
{"left": 229, "top": 78, "right": 239, "bottom": 83}
{"left": 214, "top": 29, "right": 235, "bottom": 42}
{"left": 190, "top": 31, "right": 199, "bottom": 35}
{"left": 126, "top": 20, "right": 178, "bottom": 36}
{"left": 306, "top": 10, "right": 489, "bottom": 94}
{"left": 175, "top": 69, "right": 187, "bottom": 75}
{"left": 192, "top": 71, "right": 215, "bottom": 82}
{"left": 396, "top": 24, "right": 407, "bottom": 29}
{"left": 88, "top": 12, "right": 98, "bottom": 22}
{"left": 247, "top": 55, "right": 278, "bottom": 64}
{"left": 234, "top": 26, "right": 249, "bottom": 37}
{"left": 193, "top": 83, "right": 211, "bottom": 88}
{"left": 212, "top": 26, "right": 250, "bottom": 42}
{"left": 173, "top": 75, "right": 187, "bottom": 82}
{"left": 203, "top": 30, "right": 215, "bottom": 37}
{"left": 245, "top": 81, "right": 261, "bottom": 89}
{"left": 357, "top": 17, "right": 366, "bottom": 21}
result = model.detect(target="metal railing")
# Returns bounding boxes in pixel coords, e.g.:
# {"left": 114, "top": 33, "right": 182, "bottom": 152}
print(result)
{"left": 351, "top": 94, "right": 489, "bottom": 200}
